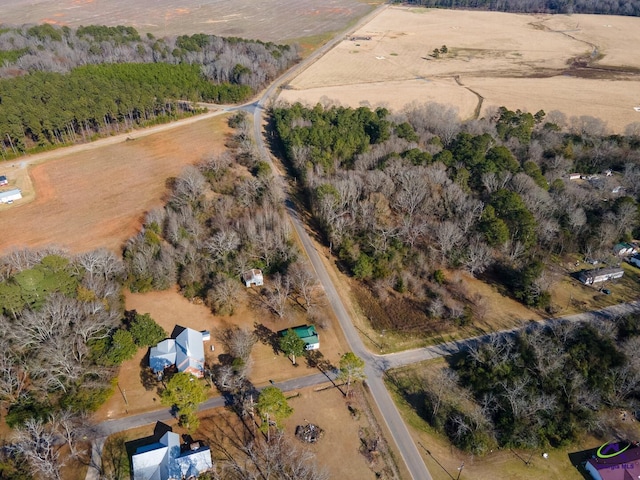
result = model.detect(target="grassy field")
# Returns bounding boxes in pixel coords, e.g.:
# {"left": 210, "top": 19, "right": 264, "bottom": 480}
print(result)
{"left": 279, "top": 6, "right": 640, "bottom": 133}
{"left": 0, "top": 0, "right": 379, "bottom": 44}
{"left": 0, "top": 114, "right": 230, "bottom": 255}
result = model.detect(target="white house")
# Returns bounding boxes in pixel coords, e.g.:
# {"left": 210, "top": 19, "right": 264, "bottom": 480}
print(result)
{"left": 241, "top": 268, "right": 264, "bottom": 287}
{"left": 0, "top": 189, "right": 21, "bottom": 204}
{"left": 132, "top": 429, "right": 213, "bottom": 480}
{"left": 578, "top": 267, "right": 624, "bottom": 285}
{"left": 149, "top": 327, "right": 206, "bottom": 378}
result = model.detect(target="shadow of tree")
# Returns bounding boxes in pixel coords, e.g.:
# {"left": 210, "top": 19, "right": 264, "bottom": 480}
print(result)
{"left": 305, "top": 350, "right": 334, "bottom": 372}
{"left": 139, "top": 350, "right": 158, "bottom": 391}
{"left": 253, "top": 323, "right": 280, "bottom": 354}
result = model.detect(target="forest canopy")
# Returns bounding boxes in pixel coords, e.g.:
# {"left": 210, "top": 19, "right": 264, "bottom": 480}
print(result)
{"left": 272, "top": 101, "right": 640, "bottom": 331}
{"left": 0, "top": 24, "right": 299, "bottom": 155}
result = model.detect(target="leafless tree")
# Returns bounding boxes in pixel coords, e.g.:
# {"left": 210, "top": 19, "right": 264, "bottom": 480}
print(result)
{"left": 288, "top": 261, "right": 319, "bottom": 311}
{"left": 433, "top": 221, "right": 464, "bottom": 263}
{"left": 207, "top": 276, "right": 241, "bottom": 315}
{"left": 263, "top": 273, "right": 291, "bottom": 319}
{"left": 10, "top": 419, "right": 64, "bottom": 480}
{"left": 222, "top": 327, "right": 257, "bottom": 363}
{"left": 463, "top": 235, "right": 492, "bottom": 276}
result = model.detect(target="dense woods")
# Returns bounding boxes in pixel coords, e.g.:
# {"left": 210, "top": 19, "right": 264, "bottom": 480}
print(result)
{"left": 0, "top": 24, "right": 299, "bottom": 155}
{"left": 402, "top": 0, "right": 640, "bottom": 16}
{"left": 273, "top": 102, "right": 640, "bottom": 332}
{"left": 388, "top": 315, "right": 640, "bottom": 453}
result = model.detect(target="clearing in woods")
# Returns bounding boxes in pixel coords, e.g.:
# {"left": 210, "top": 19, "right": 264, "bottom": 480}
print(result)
{"left": 279, "top": 6, "right": 640, "bottom": 133}
{"left": 0, "top": 114, "right": 230, "bottom": 255}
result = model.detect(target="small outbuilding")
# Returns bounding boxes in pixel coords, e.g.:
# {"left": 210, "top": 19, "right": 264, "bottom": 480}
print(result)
{"left": 278, "top": 324, "right": 320, "bottom": 350}
{"left": 628, "top": 255, "right": 640, "bottom": 268}
{"left": 0, "top": 188, "right": 21, "bottom": 204}
{"left": 0, "top": 175, "right": 8, "bottom": 186}
{"left": 614, "top": 242, "right": 637, "bottom": 257}
{"left": 241, "top": 268, "right": 264, "bottom": 287}
{"left": 579, "top": 267, "right": 624, "bottom": 285}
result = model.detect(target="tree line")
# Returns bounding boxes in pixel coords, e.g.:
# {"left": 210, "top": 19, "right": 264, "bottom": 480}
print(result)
{"left": 272, "top": 101, "right": 640, "bottom": 331}
{"left": 388, "top": 314, "right": 640, "bottom": 453}
{"left": 0, "top": 23, "right": 299, "bottom": 155}
{"left": 401, "top": 0, "right": 640, "bottom": 16}
{"left": 0, "top": 247, "right": 169, "bottom": 477}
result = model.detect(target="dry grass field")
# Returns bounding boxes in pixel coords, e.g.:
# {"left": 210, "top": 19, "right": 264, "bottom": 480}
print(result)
{"left": 0, "top": 0, "right": 377, "bottom": 44}
{"left": 279, "top": 6, "right": 640, "bottom": 133}
{"left": 0, "top": 114, "right": 231, "bottom": 255}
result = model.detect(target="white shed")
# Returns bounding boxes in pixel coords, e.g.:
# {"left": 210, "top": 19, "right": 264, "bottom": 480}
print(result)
{"left": 0, "top": 189, "right": 21, "bottom": 204}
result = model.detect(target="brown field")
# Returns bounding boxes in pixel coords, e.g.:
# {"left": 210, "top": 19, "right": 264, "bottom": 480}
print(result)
{"left": 279, "top": 6, "right": 640, "bottom": 133}
{"left": 0, "top": 114, "right": 231, "bottom": 255}
{"left": 0, "top": 0, "right": 378, "bottom": 44}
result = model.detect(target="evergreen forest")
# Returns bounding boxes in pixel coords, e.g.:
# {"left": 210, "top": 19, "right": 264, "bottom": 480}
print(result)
{"left": 0, "top": 24, "right": 299, "bottom": 155}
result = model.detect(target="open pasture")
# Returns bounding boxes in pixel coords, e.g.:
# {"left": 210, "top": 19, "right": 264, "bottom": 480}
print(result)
{"left": 0, "top": 0, "right": 377, "bottom": 44}
{"left": 0, "top": 115, "right": 229, "bottom": 255}
{"left": 279, "top": 7, "right": 640, "bottom": 133}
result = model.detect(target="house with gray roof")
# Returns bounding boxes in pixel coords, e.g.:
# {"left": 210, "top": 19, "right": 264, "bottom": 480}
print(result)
{"left": 149, "top": 327, "right": 205, "bottom": 378}
{"left": 131, "top": 428, "right": 212, "bottom": 480}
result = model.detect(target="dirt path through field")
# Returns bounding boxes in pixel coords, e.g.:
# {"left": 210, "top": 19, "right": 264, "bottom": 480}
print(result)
{"left": 0, "top": 110, "right": 233, "bottom": 254}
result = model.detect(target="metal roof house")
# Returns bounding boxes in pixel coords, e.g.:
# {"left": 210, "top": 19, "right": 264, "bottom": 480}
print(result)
{"left": 0, "top": 189, "right": 21, "bottom": 204}
{"left": 241, "top": 268, "right": 264, "bottom": 287}
{"left": 278, "top": 324, "right": 320, "bottom": 350}
{"left": 132, "top": 429, "right": 213, "bottom": 480}
{"left": 149, "top": 327, "right": 205, "bottom": 378}
{"left": 585, "top": 441, "right": 640, "bottom": 480}
{"left": 614, "top": 242, "right": 637, "bottom": 257}
{"left": 578, "top": 267, "right": 624, "bottom": 285}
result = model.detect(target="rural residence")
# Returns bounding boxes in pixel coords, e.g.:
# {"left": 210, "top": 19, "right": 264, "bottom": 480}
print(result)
{"left": 241, "top": 268, "right": 264, "bottom": 287}
{"left": 0, "top": 188, "right": 21, "bottom": 204}
{"left": 131, "top": 427, "right": 213, "bottom": 480}
{"left": 585, "top": 440, "right": 640, "bottom": 480}
{"left": 278, "top": 324, "right": 320, "bottom": 350}
{"left": 614, "top": 242, "right": 637, "bottom": 257}
{"left": 628, "top": 255, "right": 640, "bottom": 268}
{"left": 578, "top": 267, "right": 624, "bottom": 285}
{"left": 0, "top": 175, "right": 7, "bottom": 186}
{"left": 149, "top": 327, "right": 207, "bottom": 378}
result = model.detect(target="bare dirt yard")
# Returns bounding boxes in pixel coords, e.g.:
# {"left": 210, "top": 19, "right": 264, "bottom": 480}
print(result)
{"left": 94, "top": 286, "right": 346, "bottom": 421}
{"left": 0, "top": 114, "right": 230, "bottom": 255}
{"left": 0, "top": 0, "right": 377, "bottom": 44}
{"left": 279, "top": 6, "right": 640, "bottom": 133}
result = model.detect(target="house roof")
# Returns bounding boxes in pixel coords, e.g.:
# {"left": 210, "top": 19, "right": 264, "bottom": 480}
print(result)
{"left": 149, "top": 327, "right": 205, "bottom": 376}
{"left": 132, "top": 430, "right": 212, "bottom": 480}
{"left": 0, "top": 189, "right": 21, "bottom": 200}
{"left": 279, "top": 325, "right": 319, "bottom": 346}
{"left": 242, "top": 269, "right": 263, "bottom": 282}
{"left": 585, "top": 441, "right": 640, "bottom": 480}
{"left": 175, "top": 328, "right": 205, "bottom": 376}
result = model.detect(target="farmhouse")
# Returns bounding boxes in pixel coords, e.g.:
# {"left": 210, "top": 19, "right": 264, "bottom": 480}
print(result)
{"left": 149, "top": 327, "right": 206, "bottom": 378}
{"left": 578, "top": 267, "right": 624, "bottom": 285}
{"left": 241, "top": 268, "right": 264, "bottom": 287}
{"left": 585, "top": 440, "right": 640, "bottom": 480}
{"left": 131, "top": 427, "right": 213, "bottom": 480}
{"left": 0, "top": 188, "right": 21, "bottom": 204}
{"left": 0, "top": 175, "right": 7, "bottom": 186}
{"left": 278, "top": 324, "right": 320, "bottom": 350}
